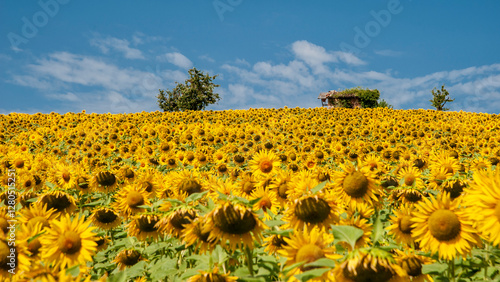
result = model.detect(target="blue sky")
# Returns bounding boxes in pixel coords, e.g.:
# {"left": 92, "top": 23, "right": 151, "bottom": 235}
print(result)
{"left": 1, "top": 0, "right": 500, "bottom": 114}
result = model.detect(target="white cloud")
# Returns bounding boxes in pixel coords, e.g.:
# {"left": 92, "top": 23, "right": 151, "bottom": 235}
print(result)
{"left": 291, "top": 40, "right": 366, "bottom": 74}
{"left": 199, "top": 55, "right": 215, "bottom": 63}
{"left": 158, "top": 52, "right": 193, "bottom": 69}
{"left": 90, "top": 36, "right": 145, "bottom": 59}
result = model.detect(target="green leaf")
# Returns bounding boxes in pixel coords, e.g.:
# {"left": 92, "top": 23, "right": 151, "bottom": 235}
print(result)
{"left": 264, "top": 219, "right": 287, "bottom": 227}
{"left": 65, "top": 264, "right": 80, "bottom": 277}
{"left": 180, "top": 268, "right": 202, "bottom": 280}
{"left": 330, "top": 225, "right": 364, "bottom": 250}
{"left": 294, "top": 268, "right": 330, "bottom": 282}
{"left": 107, "top": 270, "right": 127, "bottom": 282}
{"left": 45, "top": 181, "right": 56, "bottom": 189}
{"left": 185, "top": 190, "right": 208, "bottom": 204}
{"left": 303, "top": 258, "right": 337, "bottom": 269}
{"left": 126, "top": 261, "right": 147, "bottom": 278}
{"left": 371, "top": 211, "right": 384, "bottom": 243}
{"left": 283, "top": 261, "right": 306, "bottom": 275}
{"left": 422, "top": 262, "right": 448, "bottom": 274}
{"left": 267, "top": 229, "right": 293, "bottom": 236}
{"left": 311, "top": 181, "right": 328, "bottom": 193}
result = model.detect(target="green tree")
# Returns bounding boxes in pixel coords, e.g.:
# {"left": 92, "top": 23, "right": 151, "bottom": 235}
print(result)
{"left": 157, "top": 68, "right": 220, "bottom": 112}
{"left": 377, "top": 99, "right": 393, "bottom": 109}
{"left": 430, "top": 84, "right": 454, "bottom": 111}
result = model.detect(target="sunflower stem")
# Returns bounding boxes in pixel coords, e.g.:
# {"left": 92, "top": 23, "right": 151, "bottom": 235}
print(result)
{"left": 449, "top": 259, "right": 455, "bottom": 282}
{"left": 485, "top": 243, "right": 490, "bottom": 280}
{"left": 245, "top": 246, "right": 255, "bottom": 276}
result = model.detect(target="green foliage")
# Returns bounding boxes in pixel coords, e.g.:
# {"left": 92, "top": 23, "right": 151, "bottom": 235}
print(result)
{"left": 430, "top": 84, "right": 454, "bottom": 111}
{"left": 377, "top": 99, "right": 393, "bottom": 109}
{"left": 157, "top": 67, "right": 220, "bottom": 112}
{"left": 338, "top": 86, "right": 380, "bottom": 108}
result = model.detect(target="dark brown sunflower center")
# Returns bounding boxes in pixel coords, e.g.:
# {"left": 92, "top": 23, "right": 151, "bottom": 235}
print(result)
{"left": 294, "top": 197, "right": 331, "bottom": 224}
{"left": 318, "top": 172, "right": 330, "bottom": 182}
{"left": 404, "top": 190, "right": 422, "bottom": 203}
{"left": 343, "top": 259, "right": 394, "bottom": 282}
{"left": 42, "top": 193, "right": 72, "bottom": 212}
{"left": 401, "top": 257, "right": 422, "bottom": 277}
{"left": 171, "top": 210, "right": 197, "bottom": 230}
{"left": 59, "top": 231, "right": 82, "bottom": 255}
{"left": 178, "top": 179, "right": 202, "bottom": 195}
{"left": 126, "top": 191, "right": 145, "bottom": 208}
{"left": 398, "top": 215, "right": 413, "bottom": 234}
{"left": 124, "top": 168, "right": 135, "bottom": 179}
{"left": 213, "top": 204, "right": 256, "bottom": 235}
{"left": 271, "top": 235, "right": 288, "bottom": 248}
{"left": 234, "top": 155, "right": 245, "bottom": 164}
{"left": 62, "top": 171, "right": 71, "bottom": 182}
{"left": 28, "top": 238, "right": 42, "bottom": 256}
{"left": 259, "top": 160, "right": 273, "bottom": 173}
{"left": 296, "top": 243, "right": 324, "bottom": 271}
{"left": 96, "top": 171, "right": 116, "bottom": 186}
{"left": 428, "top": 209, "right": 461, "bottom": 241}
{"left": 343, "top": 171, "right": 369, "bottom": 198}
{"left": 218, "top": 164, "right": 228, "bottom": 173}
{"left": 136, "top": 216, "right": 159, "bottom": 232}
{"left": 14, "top": 159, "right": 24, "bottom": 169}
{"left": 95, "top": 209, "right": 119, "bottom": 223}
{"left": 121, "top": 250, "right": 141, "bottom": 266}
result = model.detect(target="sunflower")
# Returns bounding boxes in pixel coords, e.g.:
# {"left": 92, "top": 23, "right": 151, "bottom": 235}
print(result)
{"left": 187, "top": 266, "right": 238, "bottom": 282}
{"left": 127, "top": 213, "right": 161, "bottom": 241}
{"left": 203, "top": 201, "right": 267, "bottom": 250}
{"left": 90, "top": 207, "right": 121, "bottom": 230}
{"left": 387, "top": 205, "right": 416, "bottom": 247}
{"left": 40, "top": 214, "right": 97, "bottom": 268}
{"left": 250, "top": 186, "right": 280, "bottom": 220}
{"left": 156, "top": 208, "right": 198, "bottom": 238}
{"left": 464, "top": 169, "right": 500, "bottom": 246}
{"left": 91, "top": 170, "right": 119, "bottom": 192}
{"left": 411, "top": 193, "right": 482, "bottom": 260}
{"left": 38, "top": 191, "right": 77, "bottom": 216}
{"left": 339, "top": 216, "right": 372, "bottom": 250}
{"left": 249, "top": 150, "right": 280, "bottom": 177}
{"left": 166, "top": 170, "right": 205, "bottom": 197}
{"left": 18, "top": 202, "right": 56, "bottom": 228}
{"left": 331, "top": 247, "right": 408, "bottom": 282}
{"left": 279, "top": 226, "right": 341, "bottom": 278}
{"left": 427, "top": 168, "right": 453, "bottom": 191}
{"left": 398, "top": 166, "right": 424, "bottom": 189}
{"left": 283, "top": 192, "right": 340, "bottom": 231}
{"left": 113, "top": 249, "right": 144, "bottom": 270}
{"left": 182, "top": 216, "right": 218, "bottom": 253}
{"left": 49, "top": 163, "right": 76, "bottom": 190}
{"left": 331, "top": 164, "right": 381, "bottom": 210}
{"left": 263, "top": 233, "right": 289, "bottom": 255}
{"left": 394, "top": 250, "right": 434, "bottom": 282}
{"left": 135, "top": 168, "right": 162, "bottom": 197}
{"left": 113, "top": 184, "right": 151, "bottom": 217}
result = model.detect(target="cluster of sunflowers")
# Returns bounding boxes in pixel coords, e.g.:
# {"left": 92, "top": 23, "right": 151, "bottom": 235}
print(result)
{"left": 1, "top": 107, "right": 500, "bottom": 281}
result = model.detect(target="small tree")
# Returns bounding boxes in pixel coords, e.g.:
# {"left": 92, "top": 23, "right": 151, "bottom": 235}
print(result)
{"left": 157, "top": 68, "right": 220, "bottom": 112}
{"left": 430, "top": 84, "right": 454, "bottom": 111}
{"left": 377, "top": 99, "right": 393, "bottom": 109}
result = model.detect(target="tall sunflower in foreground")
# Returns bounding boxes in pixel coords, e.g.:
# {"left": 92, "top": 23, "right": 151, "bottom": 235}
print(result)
{"left": 249, "top": 150, "right": 280, "bottom": 178}
{"left": 464, "top": 168, "right": 500, "bottom": 246}
{"left": 331, "top": 164, "right": 381, "bottom": 210}
{"left": 203, "top": 201, "right": 267, "bottom": 250}
{"left": 40, "top": 214, "right": 97, "bottom": 268}
{"left": 113, "top": 184, "right": 151, "bottom": 217}
{"left": 279, "top": 227, "right": 342, "bottom": 279}
{"left": 411, "top": 193, "right": 482, "bottom": 260}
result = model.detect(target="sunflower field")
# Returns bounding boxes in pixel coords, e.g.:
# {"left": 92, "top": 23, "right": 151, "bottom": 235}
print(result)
{"left": 2, "top": 107, "right": 500, "bottom": 281}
